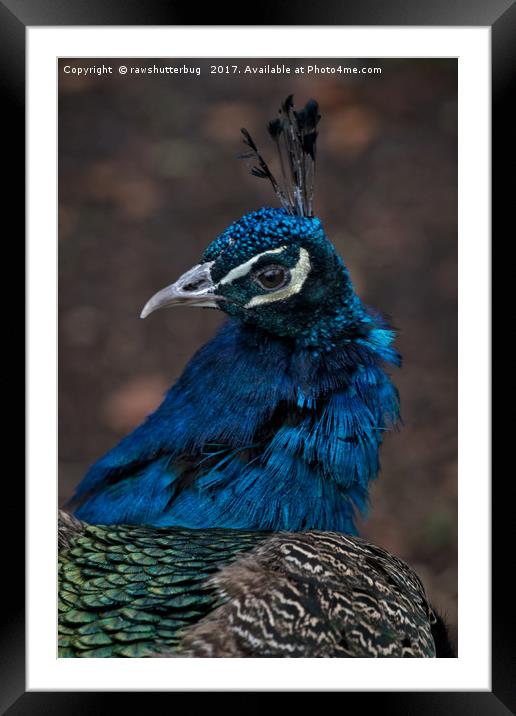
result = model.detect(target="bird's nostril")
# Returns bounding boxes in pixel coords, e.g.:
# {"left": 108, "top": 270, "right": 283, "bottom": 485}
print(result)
{"left": 183, "top": 280, "right": 206, "bottom": 292}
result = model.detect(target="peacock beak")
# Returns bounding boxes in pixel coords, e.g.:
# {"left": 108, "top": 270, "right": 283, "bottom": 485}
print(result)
{"left": 140, "top": 262, "right": 221, "bottom": 319}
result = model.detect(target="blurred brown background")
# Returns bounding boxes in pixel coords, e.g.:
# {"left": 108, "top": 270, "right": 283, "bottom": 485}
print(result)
{"left": 58, "top": 58, "right": 457, "bottom": 648}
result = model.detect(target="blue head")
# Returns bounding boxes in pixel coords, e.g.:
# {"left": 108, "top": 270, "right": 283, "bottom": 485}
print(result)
{"left": 141, "top": 207, "right": 365, "bottom": 350}
{"left": 141, "top": 97, "right": 365, "bottom": 349}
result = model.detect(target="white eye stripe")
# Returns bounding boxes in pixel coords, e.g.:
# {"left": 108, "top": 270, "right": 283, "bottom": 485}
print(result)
{"left": 245, "top": 248, "right": 311, "bottom": 308}
{"left": 217, "top": 247, "right": 286, "bottom": 286}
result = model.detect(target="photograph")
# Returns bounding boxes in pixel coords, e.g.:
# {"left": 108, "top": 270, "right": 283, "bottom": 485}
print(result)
{"left": 57, "top": 57, "right": 458, "bottom": 659}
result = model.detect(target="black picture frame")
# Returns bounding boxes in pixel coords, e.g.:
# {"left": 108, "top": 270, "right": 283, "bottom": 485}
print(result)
{"left": 6, "top": 0, "right": 505, "bottom": 711}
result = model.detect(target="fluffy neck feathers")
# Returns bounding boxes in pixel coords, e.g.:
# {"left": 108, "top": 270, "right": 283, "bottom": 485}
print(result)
{"left": 74, "top": 314, "right": 400, "bottom": 533}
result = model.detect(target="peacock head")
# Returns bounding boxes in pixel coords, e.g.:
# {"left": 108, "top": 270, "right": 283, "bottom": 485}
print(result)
{"left": 140, "top": 97, "right": 364, "bottom": 346}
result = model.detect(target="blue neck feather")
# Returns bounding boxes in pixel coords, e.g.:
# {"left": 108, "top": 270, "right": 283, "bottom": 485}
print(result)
{"left": 73, "top": 309, "right": 400, "bottom": 534}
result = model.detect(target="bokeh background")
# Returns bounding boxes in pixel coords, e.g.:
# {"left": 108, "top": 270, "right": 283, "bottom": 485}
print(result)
{"left": 58, "top": 58, "right": 458, "bottom": 648}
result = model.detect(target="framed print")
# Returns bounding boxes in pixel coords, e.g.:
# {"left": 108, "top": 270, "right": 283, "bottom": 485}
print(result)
{"left": 5, "top": 0, "right": 505, "bottom": 710}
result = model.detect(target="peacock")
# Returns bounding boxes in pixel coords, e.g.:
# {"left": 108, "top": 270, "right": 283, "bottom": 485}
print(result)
{"left": 70, "top": 96, "right": 400, "bottom": 534}
{"left": 60, "top": 96, "right": 453, "bottom": 658}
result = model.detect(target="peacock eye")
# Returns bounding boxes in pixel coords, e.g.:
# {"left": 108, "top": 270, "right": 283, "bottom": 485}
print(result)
{"left": 253, "top": 265, "right": 290, "bottom": 291}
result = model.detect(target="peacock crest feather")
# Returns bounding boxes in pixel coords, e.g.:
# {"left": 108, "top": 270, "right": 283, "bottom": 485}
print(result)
{"left": 240, "top": 95, "right": 321, "bottom": 217}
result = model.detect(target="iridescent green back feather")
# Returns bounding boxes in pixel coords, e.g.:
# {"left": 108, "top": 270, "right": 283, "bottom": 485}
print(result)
{"left": 58, "top": 514, "right": 266, "bottom": 657}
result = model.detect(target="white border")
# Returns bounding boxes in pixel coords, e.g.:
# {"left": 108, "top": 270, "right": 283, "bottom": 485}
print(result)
{"left": 27, "top": 27, "right": 490, "bottom": 690}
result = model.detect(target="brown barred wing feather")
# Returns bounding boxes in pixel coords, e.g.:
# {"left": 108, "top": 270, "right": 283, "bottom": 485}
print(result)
{"left": 176, "top": 531, "right": 437, "bottom": 658}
